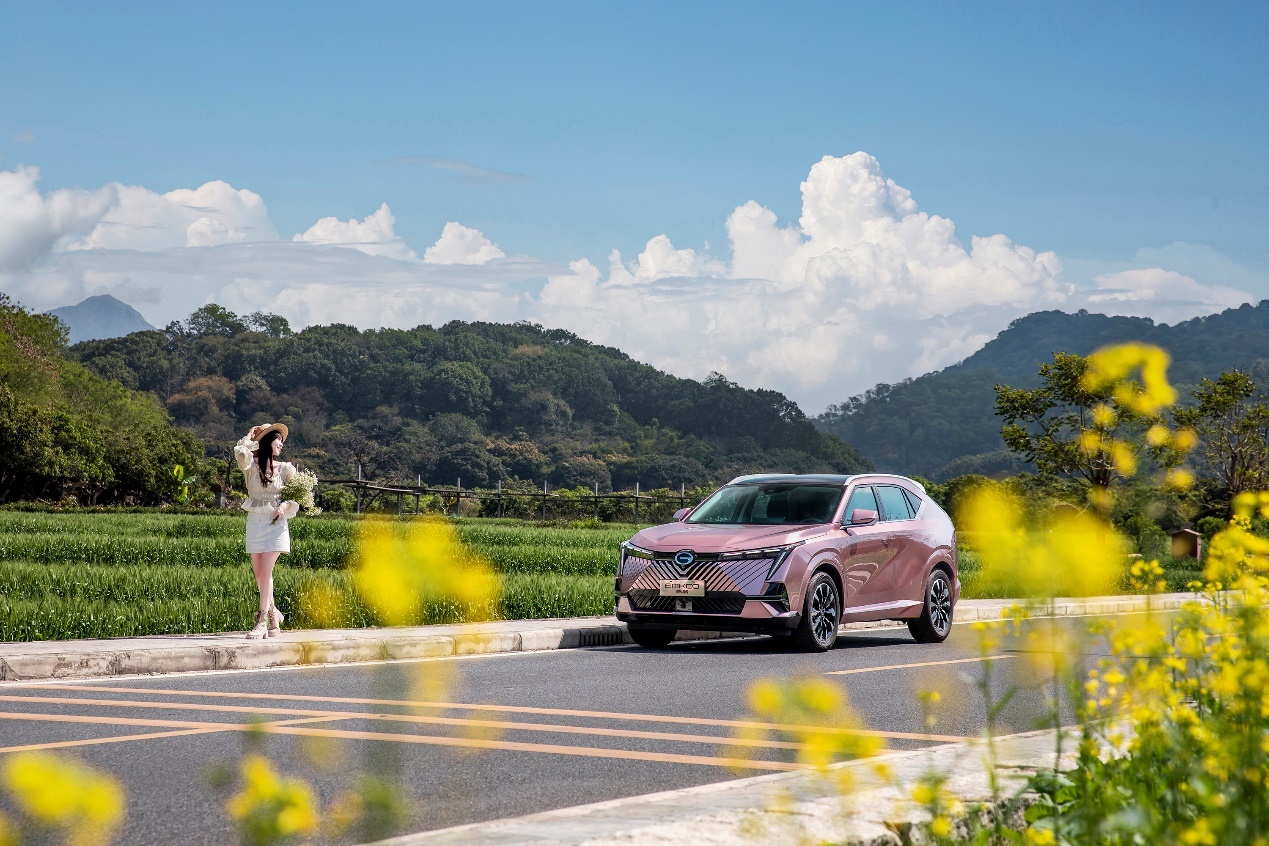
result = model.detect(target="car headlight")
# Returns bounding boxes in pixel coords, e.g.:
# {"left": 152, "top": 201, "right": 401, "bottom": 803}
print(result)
{"left": 620, "top": 542, "right": 656, "bottom": 560}
{"left": 718, "top": 542, "right": 804, "bottom": 578}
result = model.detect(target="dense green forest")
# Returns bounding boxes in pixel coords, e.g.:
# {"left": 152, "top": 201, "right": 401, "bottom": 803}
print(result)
{"left": 817, "top": 302, "right": 1269, "bottom": 480}
{"left": 0, "top": 294, "right": 202, "bottom": 504}
{"left": 69, "top": 304, "right": 870, "bottom": 493}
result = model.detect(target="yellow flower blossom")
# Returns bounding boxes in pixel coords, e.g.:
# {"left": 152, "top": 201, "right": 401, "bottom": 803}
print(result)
{"left": 2, "top": 752, "right": 124, "bottom": 846}
{"left": 226, "top": 755, "right": 319, "bottom": 844}
{"left": 352, "top": 518, "right": 500, "bottom": 626}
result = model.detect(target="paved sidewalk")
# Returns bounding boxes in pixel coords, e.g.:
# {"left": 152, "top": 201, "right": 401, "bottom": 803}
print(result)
{"left": 0, "top": 593, "right": 1195, "bottom": 682}
{"left": 370, "top": 727, "right": 1072, "bottom": 846}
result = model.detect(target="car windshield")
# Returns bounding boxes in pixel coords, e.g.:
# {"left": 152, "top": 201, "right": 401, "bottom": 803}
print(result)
{"left": 686, "top": 484, "right": 844, "bottom": 526}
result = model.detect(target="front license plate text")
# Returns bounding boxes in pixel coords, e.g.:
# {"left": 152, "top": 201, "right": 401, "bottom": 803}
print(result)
{"left": 659, "top": 579, "right": 705, "bottom": 597}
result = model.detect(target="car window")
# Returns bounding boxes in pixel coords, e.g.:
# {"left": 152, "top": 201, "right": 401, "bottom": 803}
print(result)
{"left": 688, "top": 484, "right": 844, "bottom": 525}
{"left": 875, "top": 485, "right": 914, "bottom": 521}
{"left": 842, "top": 485, "right": 879, "bottom": 522}
{"left": 902, "top": 488, "right": 924, "bottom": 516}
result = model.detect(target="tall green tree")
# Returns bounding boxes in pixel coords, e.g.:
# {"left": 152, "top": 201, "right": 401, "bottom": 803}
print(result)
{"left": 1173, "top": 371, "right": 1269, "bottom": 496}
{"left": 995, "top": 352, "right": 1151, "bottom": 488}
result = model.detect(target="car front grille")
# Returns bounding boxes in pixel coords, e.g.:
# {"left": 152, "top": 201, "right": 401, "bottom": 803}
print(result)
{"left": 621, "top": 555, "right": 775, "bottom": 595}
{"left": 628, "top": 591, "right": 747, "bottom": 614}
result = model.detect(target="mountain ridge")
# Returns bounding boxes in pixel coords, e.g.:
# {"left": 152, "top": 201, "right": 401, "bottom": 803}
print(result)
{"left": 816, "top": 300, "right": 1269, "bottom": 480}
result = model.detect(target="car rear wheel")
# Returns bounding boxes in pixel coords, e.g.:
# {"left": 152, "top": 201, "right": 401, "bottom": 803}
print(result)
{"left": 793, "top": 571, "right": 840, "bottom": 652}
{"left": 908, "top": 569, "right": 954, "bottom": 643}
{"left": 626, "top": 624, "right": 676, "bottom": 648}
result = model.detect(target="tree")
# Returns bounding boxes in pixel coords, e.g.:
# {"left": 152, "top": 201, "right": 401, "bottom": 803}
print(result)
{"left": 246, "top": 311, "right": 292, "bottom": 338}
{"left": 185, "top": 304, "right": 246, "bottom": 338}
{"left": 1173, "top": 371, "right": 1269, "bottom": 496}
{"left": 995, "top": 352, "right": 1152, "bottom": 488}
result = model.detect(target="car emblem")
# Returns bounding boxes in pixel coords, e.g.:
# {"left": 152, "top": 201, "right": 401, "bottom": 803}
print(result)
{"left": 673, "top": 550, "right": 695, "bottom": 568}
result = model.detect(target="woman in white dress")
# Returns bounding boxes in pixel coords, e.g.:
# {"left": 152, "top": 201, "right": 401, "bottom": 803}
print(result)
{"left": 234, "top": 424, "right": 299, "bottom": 639}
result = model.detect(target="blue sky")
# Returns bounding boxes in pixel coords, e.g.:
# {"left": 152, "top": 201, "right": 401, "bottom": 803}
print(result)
{"left": 1, "top": 2, "right": 1266, "bottom": 409}
{"left": 5, "top": 1, "right": 1265, "bottom": 269}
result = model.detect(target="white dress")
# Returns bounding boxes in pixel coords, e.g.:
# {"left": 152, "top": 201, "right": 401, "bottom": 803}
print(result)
{"left": 234, "top": 436, "right": 300, "bottom": 554}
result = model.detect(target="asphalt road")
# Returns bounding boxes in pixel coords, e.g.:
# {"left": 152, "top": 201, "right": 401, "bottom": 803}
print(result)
{"left": 0, "top": 616, "right": 1120, "bottom": 845}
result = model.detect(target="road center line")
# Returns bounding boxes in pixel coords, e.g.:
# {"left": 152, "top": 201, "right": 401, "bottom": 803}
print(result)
{"left": 0, "top": 693, "right": 822, "bottom": 751}
{"left": 12, "top": 685, "right": 967, "bottom": 743}
{"left": 0, "top": 709, "right": 802, "bottom": 771}
{"left": 824, "top": 655, "right": 1014, "bottom": 675}
{"left": 0, "top": 713, "right": 349, "bottom": 754}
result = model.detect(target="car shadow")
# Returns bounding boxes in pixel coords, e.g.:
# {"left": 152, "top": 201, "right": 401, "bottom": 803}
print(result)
{"left": 644, "top": 630, "right": 916, "bottom": 655}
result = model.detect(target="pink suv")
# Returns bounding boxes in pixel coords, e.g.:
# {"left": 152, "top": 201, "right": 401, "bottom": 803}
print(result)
{"left": 614, "top": 474, "right": 958, "bottom": 651}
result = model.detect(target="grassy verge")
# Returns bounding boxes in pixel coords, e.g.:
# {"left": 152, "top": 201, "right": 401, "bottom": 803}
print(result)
{"left": 0, "top": 561, "right": 613, "bottom": 641}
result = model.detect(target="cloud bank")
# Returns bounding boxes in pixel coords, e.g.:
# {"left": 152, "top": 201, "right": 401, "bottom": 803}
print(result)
{"left": 0, "top": 155, "right": 1256, "bottom": 411}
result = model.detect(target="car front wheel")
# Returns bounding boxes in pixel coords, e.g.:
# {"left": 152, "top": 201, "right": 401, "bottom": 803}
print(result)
{"left": 908, "top": 569, "right": 954, "bottom": 643}
{"left": 793, "top": 570, "right": 841, "bottom": 652}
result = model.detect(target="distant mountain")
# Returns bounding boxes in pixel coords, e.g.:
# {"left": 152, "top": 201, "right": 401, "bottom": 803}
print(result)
{"left": 49, "top": 295, "right": 156, "bottom": 344}
{"left": 816, "top": 301, "right": 1269, "bottom": 481}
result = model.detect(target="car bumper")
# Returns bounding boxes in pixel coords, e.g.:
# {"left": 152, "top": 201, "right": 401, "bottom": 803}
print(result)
{"left": 614, "top": 595, "right": 801, "bottom": 633}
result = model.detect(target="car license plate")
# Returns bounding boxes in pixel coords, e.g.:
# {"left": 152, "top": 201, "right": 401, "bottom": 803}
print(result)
{"left": 659, "top": 579, "right": 705, "bottom": 597}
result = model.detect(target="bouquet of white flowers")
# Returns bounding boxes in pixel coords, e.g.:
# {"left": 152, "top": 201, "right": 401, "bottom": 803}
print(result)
{"left": 273, "top": 469, "right": 322, "bottom": 523}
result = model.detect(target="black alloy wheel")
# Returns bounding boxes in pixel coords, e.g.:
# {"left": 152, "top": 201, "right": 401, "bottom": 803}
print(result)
{"left": 626, "top": 624, "right": 676, "bottom": 648}
{"left": 793, "top": 570, "right": 841, "bottom": 652}
{"left": 909, "top": 568, "right": 954, "bottom": 644}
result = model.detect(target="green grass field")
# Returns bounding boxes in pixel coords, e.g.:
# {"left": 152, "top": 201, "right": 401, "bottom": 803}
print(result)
{"left": 0, "top": 510, "right": 1196, "bottom": 641}
{"left": 0, "top": 511, "right": 625, "bottom": 641}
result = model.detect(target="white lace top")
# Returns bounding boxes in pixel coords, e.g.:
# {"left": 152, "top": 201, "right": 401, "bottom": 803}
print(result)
{"left": 234, "top": 436, "right": 300, "bottom": 518}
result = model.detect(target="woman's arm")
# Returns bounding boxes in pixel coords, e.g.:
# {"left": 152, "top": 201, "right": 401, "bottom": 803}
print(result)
{"left": 234, "top": 426, "right": 262, "bottom": 473}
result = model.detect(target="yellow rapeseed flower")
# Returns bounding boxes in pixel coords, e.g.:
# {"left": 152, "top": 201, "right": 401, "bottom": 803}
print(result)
{"left": 352, "top": 518, "right": 500, "bottom": 626}
{"left": 227, "top": 754, "right": 319, "bottom": 844}
{"left": 1145, "top": 423, "right": 1171, "bottom": 446}
{"left": 2, "top": 751, "right": 124, "bottom": 846}
{"left": 1092, "top": 403, "right": 1118, "bottom": 429}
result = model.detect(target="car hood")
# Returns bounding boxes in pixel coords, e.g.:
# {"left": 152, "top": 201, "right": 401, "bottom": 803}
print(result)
{"left": 630, "top": 522, "right": 831, "bottom": 554}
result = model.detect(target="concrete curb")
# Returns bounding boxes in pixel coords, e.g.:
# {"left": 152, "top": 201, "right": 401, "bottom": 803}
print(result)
{"left": 0, "top": 593, "right": 1197, "bottom": 683}
{"left": 366, "top": 727, "right": 1075, "bottom": 846}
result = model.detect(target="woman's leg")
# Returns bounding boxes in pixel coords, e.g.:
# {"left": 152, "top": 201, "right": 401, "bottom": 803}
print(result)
{"left": 250, "top": 551, "right": 281, "bottom": 614}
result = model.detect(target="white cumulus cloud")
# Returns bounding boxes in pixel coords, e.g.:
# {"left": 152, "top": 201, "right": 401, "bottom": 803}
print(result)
{"left": 294, "top": 203, "right": 417, "bottom": 261}
{"left": 0, "top": 166, "right": 115, "bottom": 271}
{"left": 423, "top": 222, "right": 505, "bottom": 265}
{"left": 0, "top": 154, "right": 1257, "bottom": 413}
{"left": 72, "top": 180, "right": 277, "bottom": 251}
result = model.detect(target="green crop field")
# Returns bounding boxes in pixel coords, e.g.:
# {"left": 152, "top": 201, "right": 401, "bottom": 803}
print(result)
{"left": 0, "top": 510, "right": 626, "bottom": 641}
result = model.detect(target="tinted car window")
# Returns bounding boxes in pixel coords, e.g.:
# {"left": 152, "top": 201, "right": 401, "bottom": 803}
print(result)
{"left": 842, "top": 485, "right": 879, "bottom": 522}
{"left": 876, "top": 485, "right": 914, "bottom": 521}
{"left": 688, "top": 484, "right": 844, "bottom": 525}
{"left": 902, "top": 488, "right": 924, "bottom": 516}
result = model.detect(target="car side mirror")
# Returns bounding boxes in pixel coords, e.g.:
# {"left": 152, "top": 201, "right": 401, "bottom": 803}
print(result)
{"left": 847, "top": 508, "right": 878, "bottom": 526}
{"left": 673, "top": 508, "right": 691, "bottom": 522}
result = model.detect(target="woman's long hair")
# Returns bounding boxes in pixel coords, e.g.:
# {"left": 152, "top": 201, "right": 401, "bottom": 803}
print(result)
{"left": 256, "top": 431, "right": 281, "bottom": 484}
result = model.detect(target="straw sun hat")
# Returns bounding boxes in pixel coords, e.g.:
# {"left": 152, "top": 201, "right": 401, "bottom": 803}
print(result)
{"left": 251, "top": 423, "right": 289, "bottom": 442}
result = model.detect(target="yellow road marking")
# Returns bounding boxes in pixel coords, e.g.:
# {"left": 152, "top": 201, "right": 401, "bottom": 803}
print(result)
{"left": 257, "top": 723, "right": 801, "bottom": 771}
{"left": 0, "top": 714, "right": 348, "bottom": 754}
{"left": 824, "top": 655, "right": 1014, "bottom": 676}
{"left": 16, "top": 684, "right": 968, "bottom": 743}
{"left": 0, "top": 709, "right": 798, "bottom": 771}
{"left": 0, "top": 693, "right": 815, "bottom": 751}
